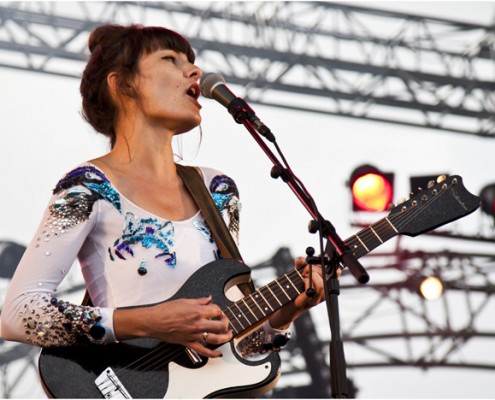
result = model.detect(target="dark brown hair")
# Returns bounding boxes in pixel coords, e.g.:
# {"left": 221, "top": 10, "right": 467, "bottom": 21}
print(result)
{"left": 80, "top": 24, "right": 195, "bottom": 148}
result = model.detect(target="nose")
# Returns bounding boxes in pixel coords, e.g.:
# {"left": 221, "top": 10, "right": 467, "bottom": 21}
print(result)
{"left": 186, "top": 63, "right": 202, "bottom": 81}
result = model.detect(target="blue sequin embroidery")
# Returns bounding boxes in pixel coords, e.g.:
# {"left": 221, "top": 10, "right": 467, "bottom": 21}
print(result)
{"left": 109, "top": 212, "right": 176, "bottom": 268}
{"left": 194, "top": 219, "right": 215, "bottom": 243}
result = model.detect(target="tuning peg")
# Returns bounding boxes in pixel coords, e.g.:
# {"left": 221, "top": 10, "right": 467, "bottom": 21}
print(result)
{"left": 436, "top": 175, "right": 447, "bottom": 183}
{"left": 427, "top": 180, "right": 436, "bottom": 188}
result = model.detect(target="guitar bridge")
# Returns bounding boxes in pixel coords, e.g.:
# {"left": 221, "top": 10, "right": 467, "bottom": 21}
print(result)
{"left": 95, "top": 367, "right": 132, "bottom": 398}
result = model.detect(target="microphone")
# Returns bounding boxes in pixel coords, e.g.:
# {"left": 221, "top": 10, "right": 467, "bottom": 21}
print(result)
{"left": 200, "top": 72, "right": 275, "bottom": 142}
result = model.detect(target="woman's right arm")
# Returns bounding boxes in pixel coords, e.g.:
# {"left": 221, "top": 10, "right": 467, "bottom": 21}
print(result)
{"left": 0, "top": 183, "right": 115, "bottom": 347}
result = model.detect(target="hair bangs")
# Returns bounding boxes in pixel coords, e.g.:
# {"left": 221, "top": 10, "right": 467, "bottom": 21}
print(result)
{"left": 140, "top": 27, "right": 195, "bottom": 63}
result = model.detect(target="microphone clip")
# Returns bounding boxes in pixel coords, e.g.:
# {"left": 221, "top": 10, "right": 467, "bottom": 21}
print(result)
{"left": 228, "top": 98, "right": 276, "bottom": 143}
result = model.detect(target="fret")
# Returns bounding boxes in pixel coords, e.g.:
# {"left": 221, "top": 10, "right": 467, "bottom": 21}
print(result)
{"left": 361, "top": 229, "right": 382, "bottom": 250}
{"left": 241, "top": 298, "right": 261, "bottom": 322}
{"left": 372, "top": 218, "right": 398, "bottom": 244}
{"left": 278, "top": 274, "right": 303, "bottom": 300}
{"left": 266, "top": 282, "right": 283, "bottom": 307}
{"left": 355, "top": 233, "right": 370, "bottom": 252}
{"left": 232, "top": 302, "right": 251, "bottom": 327}
{"left": 370, "top": 226, "right": 383, "bottom": 243}
{"left": 246, "top": 292, "right": 267, "bottom": 318}
{"left": 274, "top": 280, "right": 291, "bottom": 301}
{"left": 286, "top": 274, "right": 300, "bottom": 292}
{"left": 257, "top": 288, "right": 274, "bottom": 313}
{"left": 385, "top": 217, "right": 398, "bottom": 233}
{"left": 223, "top": 307, "right": 244, "bottom": 334}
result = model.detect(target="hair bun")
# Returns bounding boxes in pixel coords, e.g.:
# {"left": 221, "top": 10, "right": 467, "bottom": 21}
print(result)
{"left": 88, "top": 24, "right": 121, "bottom": 53}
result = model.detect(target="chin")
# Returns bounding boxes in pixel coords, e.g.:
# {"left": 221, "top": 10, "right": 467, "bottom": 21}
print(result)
{"left": 176, "top": 121, "right": 201, "bottom": 135}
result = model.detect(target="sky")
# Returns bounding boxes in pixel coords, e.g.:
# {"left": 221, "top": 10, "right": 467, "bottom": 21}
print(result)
{"left": 1, "top": 1, "right": 495, "bottom": 398}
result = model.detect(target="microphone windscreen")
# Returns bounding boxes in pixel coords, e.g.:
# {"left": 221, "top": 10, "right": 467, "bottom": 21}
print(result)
{"left": 200, "top": 72, "right": 225, "bottom": 98}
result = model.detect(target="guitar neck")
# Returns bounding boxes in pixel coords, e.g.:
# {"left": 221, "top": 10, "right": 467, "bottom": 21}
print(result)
{"left": 224, "top": 216, "right": 400, "bottom": 338}
{"left": 345, "top": 216, "right": 399, "bottom": 259}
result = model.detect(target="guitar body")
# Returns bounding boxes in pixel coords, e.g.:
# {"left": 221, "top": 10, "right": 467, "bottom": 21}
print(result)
{"left": 39, "top": 260, "right": 281, "bottom": 398}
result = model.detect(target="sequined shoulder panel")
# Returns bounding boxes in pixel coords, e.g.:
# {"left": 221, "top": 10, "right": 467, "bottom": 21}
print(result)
{"left": 53, "top": 165, "right": 121, "bottom": 213}
{"left": 209, "top": 174, "right": 241, "bottom": 242}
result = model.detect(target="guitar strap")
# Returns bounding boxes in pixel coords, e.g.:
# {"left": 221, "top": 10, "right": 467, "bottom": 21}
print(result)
{"left": 81, "top": 164, "right": 253, "bottom": 306}
{"left": 176, "top": 164, "right": 254, "bottom": 295}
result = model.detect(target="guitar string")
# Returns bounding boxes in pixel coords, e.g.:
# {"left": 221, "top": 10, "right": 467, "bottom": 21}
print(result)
{"left": 96, "top": 270, "right": 306, "bottom": 389}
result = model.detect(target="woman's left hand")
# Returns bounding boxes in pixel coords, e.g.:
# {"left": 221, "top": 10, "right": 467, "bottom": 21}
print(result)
{"left": 268, "top": 256, "right": 329, "bottom": 330}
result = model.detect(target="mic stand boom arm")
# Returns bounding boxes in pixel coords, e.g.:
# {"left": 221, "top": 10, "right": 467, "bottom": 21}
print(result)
{"left": 228, "top": 98, "right": 369, "bottom": 284}
{"left": 226, "top": 98, "right": 369, "bottom": 398}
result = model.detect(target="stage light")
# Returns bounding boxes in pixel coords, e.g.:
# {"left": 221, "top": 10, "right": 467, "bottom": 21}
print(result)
{"left": 418, "top": 276, "right": 444, "bottom": 301}
{"left": 349, "top": 165, "right": 394, "bottom": 212}
{"left": 479, "top": 183, "right": 495, "bottom": 218}
{"left": 406, "top": 274, "right": 444, "bottom": 301}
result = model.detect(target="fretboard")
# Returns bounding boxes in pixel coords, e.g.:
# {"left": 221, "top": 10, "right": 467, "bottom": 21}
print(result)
{"left": 223, "top": 216, "right": 400, "bottom": 337}
{"left": 224, "top": 267, "right": 306, "bottom": 337}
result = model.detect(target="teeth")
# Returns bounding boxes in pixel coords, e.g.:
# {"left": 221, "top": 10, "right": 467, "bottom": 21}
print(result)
{"left": 188, "top": 86, "right": 197, "bottom": 98}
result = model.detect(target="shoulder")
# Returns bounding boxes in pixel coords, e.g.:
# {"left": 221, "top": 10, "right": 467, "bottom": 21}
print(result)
{"left": 51, "top": 162, "right": 121, "bottom": 213}
{"left": 53, "top": 162, "right": 109, "bottom": 194}
{"left": 197, "top": 166, "right": 239, "bottom": 197}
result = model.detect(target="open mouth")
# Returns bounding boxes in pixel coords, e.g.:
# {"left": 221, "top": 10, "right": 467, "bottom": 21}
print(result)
{"left": 186, "top": 83, "right": 200, "bottom": 100}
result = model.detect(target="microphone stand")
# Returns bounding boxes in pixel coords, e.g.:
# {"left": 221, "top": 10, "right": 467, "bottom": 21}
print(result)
{"left": 226, "top": 99, "right": 369, "bottom": 398}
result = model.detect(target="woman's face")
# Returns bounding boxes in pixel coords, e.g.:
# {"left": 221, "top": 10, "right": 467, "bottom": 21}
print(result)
{"left": 131, "top": 48, "right": 202, "bottom": 134}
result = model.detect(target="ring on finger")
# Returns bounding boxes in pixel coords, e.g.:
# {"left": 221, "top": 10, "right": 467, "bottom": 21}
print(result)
{"left": 203, "top": 332, "right": 209, "bottom": 341}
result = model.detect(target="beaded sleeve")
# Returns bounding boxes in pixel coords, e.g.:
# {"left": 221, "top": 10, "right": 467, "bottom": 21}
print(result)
{"left": 1, "top": 166, "right": 116, "bottom": 346}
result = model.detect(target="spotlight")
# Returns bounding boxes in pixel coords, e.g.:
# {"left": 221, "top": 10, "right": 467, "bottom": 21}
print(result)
{"left": 407, "top": 274, "right": 444, "bottom": 301}
{"left": 418, "top": 276, "right": 444, "bottom": 301}
{"left": 349, "top": 164, "right": 394, "bottom": 212}
{"left": 480, "top": 183, "right": 495, "bottom": 218}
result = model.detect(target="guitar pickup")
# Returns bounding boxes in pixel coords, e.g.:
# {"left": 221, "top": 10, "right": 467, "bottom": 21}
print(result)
{"left": 185, "top": 347, "right": 203, "bottom": 365}
{"left": 95, "top": 367, "right": 132, "bottom": 399}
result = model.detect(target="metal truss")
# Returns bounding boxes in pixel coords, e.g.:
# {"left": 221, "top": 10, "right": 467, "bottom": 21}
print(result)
{"left": 0, "top": 1, "right": 495, "bottom": 136}
{"left": 251, "top": 243, "right": 495, "bottom": 397}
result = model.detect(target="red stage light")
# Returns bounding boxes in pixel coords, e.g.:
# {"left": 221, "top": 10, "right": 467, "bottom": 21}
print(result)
{"left": 349, "top": 165, "right": 394, "bottom": 212}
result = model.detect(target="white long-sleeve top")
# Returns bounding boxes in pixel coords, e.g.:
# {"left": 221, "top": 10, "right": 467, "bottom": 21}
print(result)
{"left": 1, "top": 163, "right": 247, "bottom": 346}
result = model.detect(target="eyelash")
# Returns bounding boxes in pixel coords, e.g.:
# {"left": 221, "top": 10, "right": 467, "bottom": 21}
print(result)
{"left": 162, "top": 55, "right": 176, "bottom": 62}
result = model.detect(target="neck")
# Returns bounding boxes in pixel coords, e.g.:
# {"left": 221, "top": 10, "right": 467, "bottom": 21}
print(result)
{"left": 110, "top": 117, "right": 178, "bottom": 180}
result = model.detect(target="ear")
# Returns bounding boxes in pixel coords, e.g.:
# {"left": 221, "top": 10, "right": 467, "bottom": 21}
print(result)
{"left": 107, "top": 72, "right": 119, "bottom": 97}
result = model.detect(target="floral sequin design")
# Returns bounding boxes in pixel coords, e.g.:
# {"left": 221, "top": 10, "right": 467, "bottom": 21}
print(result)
{"left": 209, "top": 175, "right": 241, "bottom": 243}
{"left": 20, "top": 293, "right": 105, "bottom": 346}
{"left": 109, "top": 212, "right": 176, "bottom": 268}
{"left": 44, "top": 166, "right": 121, "bottom": 239}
